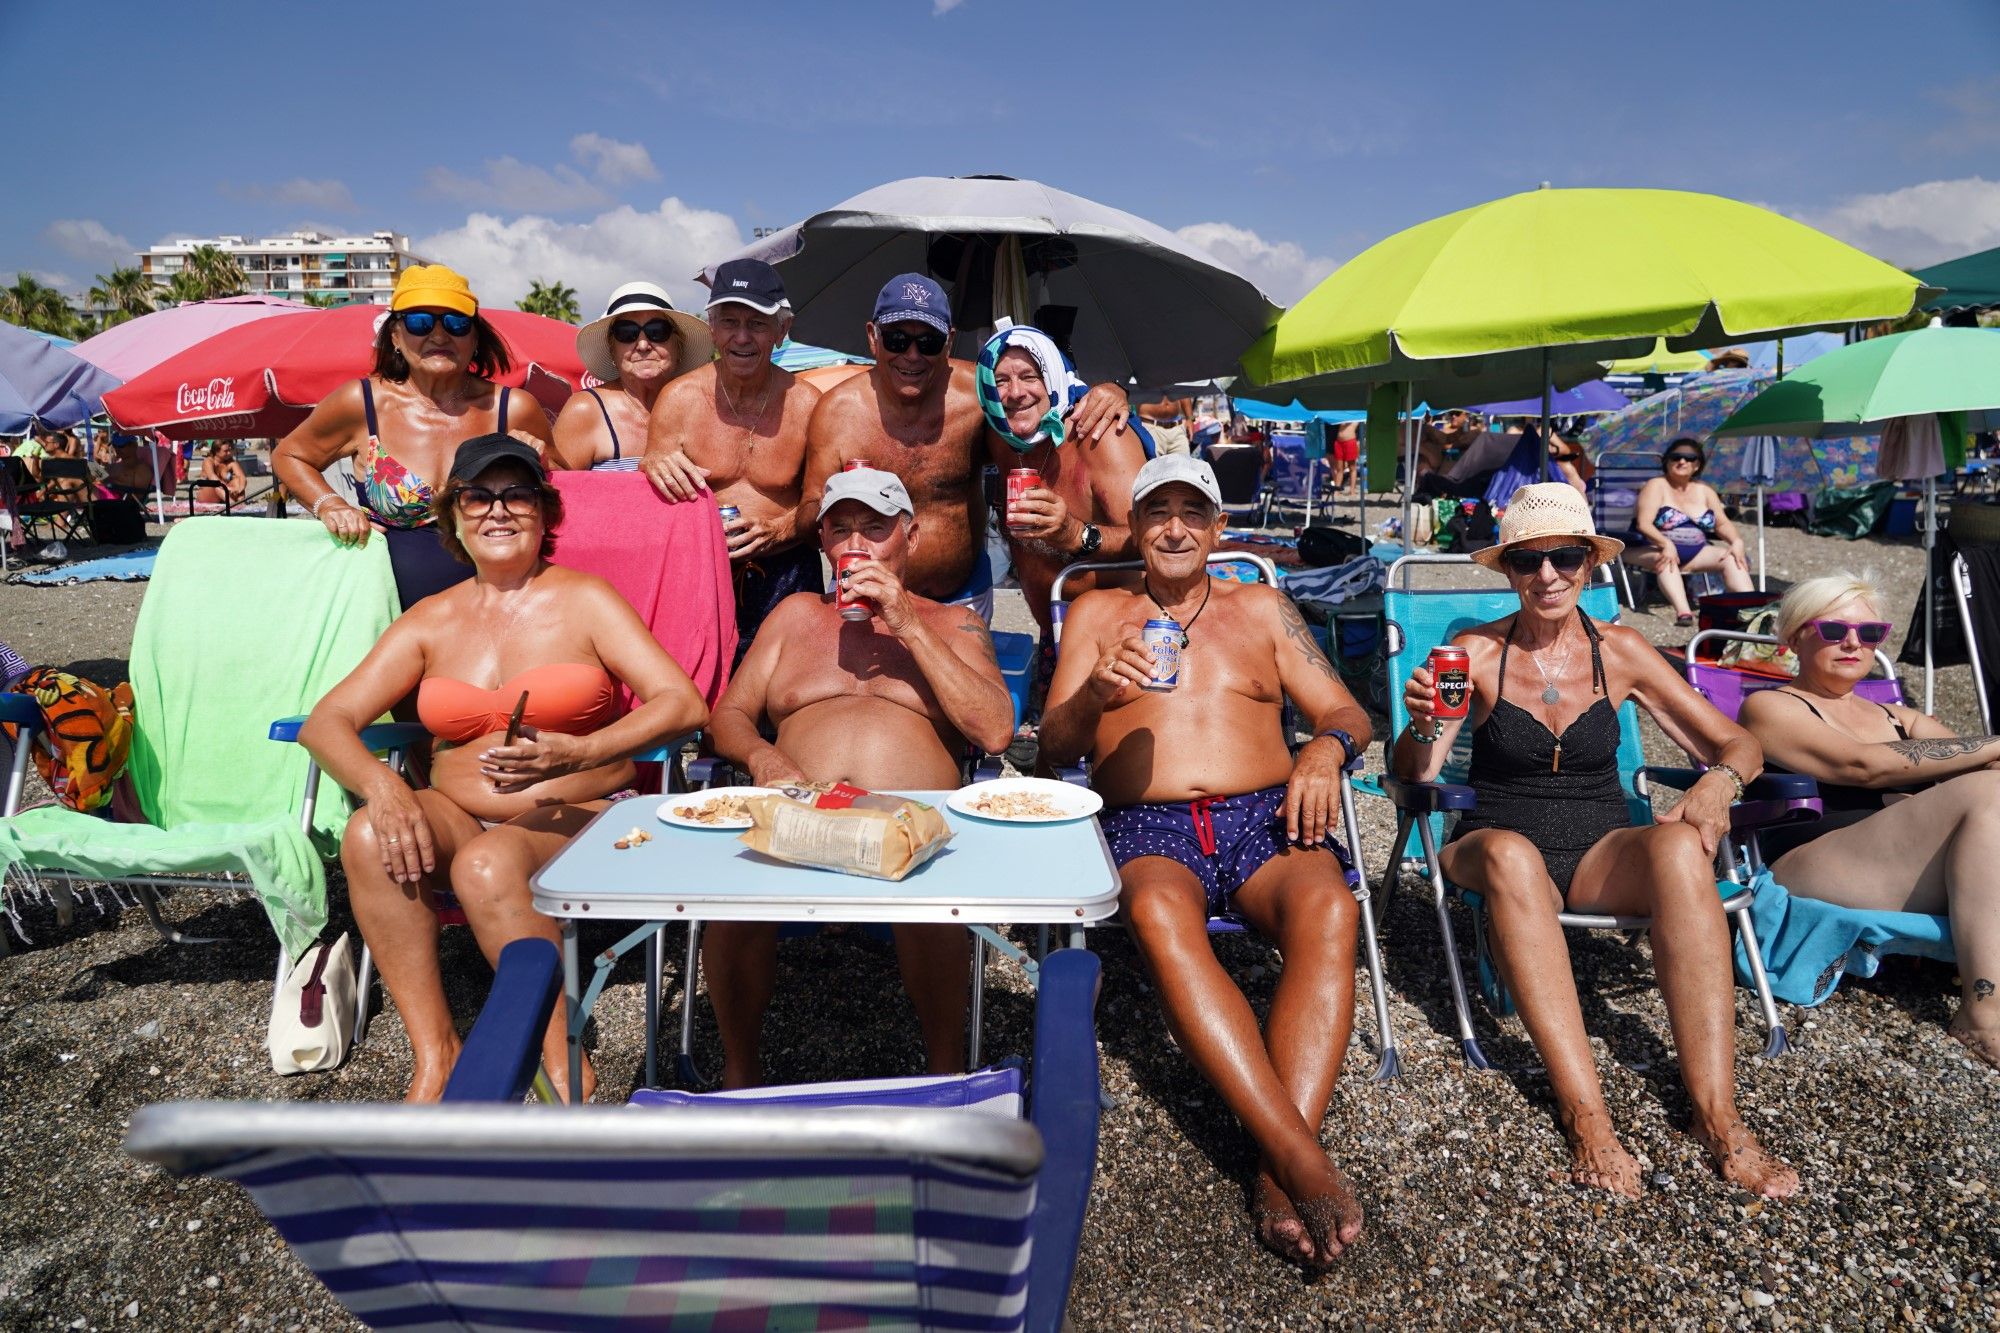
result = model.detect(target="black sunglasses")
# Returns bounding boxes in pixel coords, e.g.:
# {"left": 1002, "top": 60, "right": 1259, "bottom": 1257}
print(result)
{"left": 879, "top": 327, "right": 948, "bottom": 356}
{"left": 454, "top": 484, "right": 541, "bottom": 515}
{"left": 1807, "top": 618, "right": 1892, "bottom": 646}
{"left": 1501, "top": 544, "right": 1592, "bottom": 576}
{"left": 1665, "top": 451, "right": 1701, "bottom": 464}
{"left": 611, "top": 318, "right": 675, "bottom": 344}
{"left": 396, "top": 310, "right": 475, "bottom": 337}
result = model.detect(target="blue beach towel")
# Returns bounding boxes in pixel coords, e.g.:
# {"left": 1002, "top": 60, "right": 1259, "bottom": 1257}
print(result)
{"left": 1733, "top": 871, "right": 1954, "bottom": 1007}
{"left": 13, "top": 549, "right": 158, "bottom": 584}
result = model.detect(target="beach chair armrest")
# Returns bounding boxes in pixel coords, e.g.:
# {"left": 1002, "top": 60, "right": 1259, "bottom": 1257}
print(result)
{"left": 265, "top": 716, "right": 429, "bottom": 752}
{"left": 631, "top": 728, "right": 700, "bottom": 765}
{"left": 0, "top": 692, "right": 42, "bottom": 735}
{"left": 685, "top": 755, "right": 733, "bottom": 787}
{"left": 1025, "top": 948, "right": 1102, "bottom": 1333}
{"left": 1382, "top": 775, "right": 1478, "bottom": 813}
{"left": 1639, "top": 767, "right": 1825, "bottom": 831}
{"left": 441, "top": 939, "right": 561, "bottom": 1103}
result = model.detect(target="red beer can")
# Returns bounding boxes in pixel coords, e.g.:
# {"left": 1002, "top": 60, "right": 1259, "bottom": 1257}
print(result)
{"left": 1428, "top": 645, "right": 1471, "bottom": 720}
{"left": 835, "top": 550, "right": 872, "bottom": 621}
{"left": 842, "top": 459, "right": 870, "bottom": 472}
{"left": 1006, "top": 468, "right": 1039, "bottom": 528}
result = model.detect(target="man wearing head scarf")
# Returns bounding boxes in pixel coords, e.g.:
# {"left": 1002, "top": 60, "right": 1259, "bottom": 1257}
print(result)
{"left": 795, "top": 274, "right": 1132, "bottom": 624}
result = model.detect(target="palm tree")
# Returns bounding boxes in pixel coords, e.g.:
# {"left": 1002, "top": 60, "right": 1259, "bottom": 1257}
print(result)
{"left": 158, "top": 271, "right": 208, "bottom": 307}
{"left": 516, "top": 279, "right": 580, "bottom": 323}
{"left": 89, "top": 266, "right": 156, "bottom": 327}
{"left": 184, "top": 244, "right": 247, "bottom": 299}
{"left": 300, "top": 291, "right": 343, "bottom": 309}
{"left": 0, "top": 273, "right": 76, "bottom": 335}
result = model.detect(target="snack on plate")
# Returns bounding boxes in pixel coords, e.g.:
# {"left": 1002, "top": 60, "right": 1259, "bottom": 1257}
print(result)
{"left": 738, "top": 782, "right": 953, "bottom": 881}
{"left": 968, "top": 790, "right": 1065, "bottom": 820}
{"left": 683, "top": 793, "right": 754, "bottom": 825}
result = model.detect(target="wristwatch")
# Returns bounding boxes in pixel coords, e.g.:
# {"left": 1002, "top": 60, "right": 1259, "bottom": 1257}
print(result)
{"left": 1318, "top": 728, "right": 1362, "bottom": 765}
{"left": 1073, "top": 522, "right": 1103, "bottom": 557}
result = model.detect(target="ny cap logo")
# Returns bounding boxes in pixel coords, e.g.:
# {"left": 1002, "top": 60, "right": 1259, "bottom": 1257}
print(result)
{"left": 901, "top": 281, "right": 931, "bottom": 306}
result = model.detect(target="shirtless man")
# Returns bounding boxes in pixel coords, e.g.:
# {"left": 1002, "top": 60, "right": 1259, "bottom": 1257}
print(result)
{"left": 640, "top": 259, "right": 822, "bottom": 653}
{"left": 1040, "top": 454, "right": 1371, "bottom": 1271}
{"left": 704, "top": 467, "right": 1016, "bottom": 1087}
{"left": 796, "top": 273, "right": 1129, "bottom": 620}
{"left": 551, "top": 282, "right": 711, "bottom": 473}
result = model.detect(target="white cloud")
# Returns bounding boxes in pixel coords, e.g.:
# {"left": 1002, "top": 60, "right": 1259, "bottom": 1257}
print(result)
{"left": 933, "top": 0, "right": 968, "bottom": 12}
{"left": 1174, "top": 221, "right": 1340, "bottom": 304}
{"left": 418, "top": 197, "right": 745, "bottom": 316}
{"left": 43, "top": 218, "right": 135, "bottom": 269}
{"left": 426, "top": 157, "right": 612, "bottom": 214}
{"left": 228, "top": 177, "right": 357, "bottom": 212}
{"left": 1803, "top": 176, "right": 2000, "bottom": 267}
{"left": 570, "top": 133, "right": 658, "bottom": 186}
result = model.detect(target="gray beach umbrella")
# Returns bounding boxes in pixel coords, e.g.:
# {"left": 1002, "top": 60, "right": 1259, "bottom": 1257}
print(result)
{"left": 700, "top": 174, "right": 1281, "bottom": 386}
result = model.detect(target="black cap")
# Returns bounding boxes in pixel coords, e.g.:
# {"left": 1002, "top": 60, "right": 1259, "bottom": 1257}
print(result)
{"left": 448, "top": 433, "right": 547, "bottom": 485}
{"left": 706, "top": 258, "right": 791, "bottom": 315}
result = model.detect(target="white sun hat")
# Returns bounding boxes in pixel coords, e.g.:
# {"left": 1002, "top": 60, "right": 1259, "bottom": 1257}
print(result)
{"left": 575, "top": 282, "right": 714, "bottom": 385}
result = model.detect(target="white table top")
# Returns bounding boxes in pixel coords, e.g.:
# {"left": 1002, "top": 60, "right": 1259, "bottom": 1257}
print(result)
{"left": 531, "top": 791, "right": 1122, "bottom": 925}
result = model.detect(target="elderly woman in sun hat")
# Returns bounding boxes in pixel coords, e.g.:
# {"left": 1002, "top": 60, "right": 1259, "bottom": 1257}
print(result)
{"left": 274, "top": 263, "right": 553, "bottom": 610}
{"left": 550, "top": 282, "right": 712, "bottom": 473}
{"left": 1389, "top": 482, "right": 1797, "bottom": 1201}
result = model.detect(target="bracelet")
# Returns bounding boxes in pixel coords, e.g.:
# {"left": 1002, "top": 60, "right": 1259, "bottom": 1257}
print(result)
{"left": 1407, "top": 717, "right": 1441, "bottom": 744}
{"left": 311, "top": 493, "right": 347, "bottom": 518}
{"left": 1707, "top": 762, "right": 1747, "bottom": 801}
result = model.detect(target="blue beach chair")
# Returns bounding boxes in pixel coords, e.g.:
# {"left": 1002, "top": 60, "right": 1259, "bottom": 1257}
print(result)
{"left": 126, "top": 938, "right": 1103, "bottom": 1333}
{"left": 1370, "top": 554, "right": 1808, "bottom": 1066}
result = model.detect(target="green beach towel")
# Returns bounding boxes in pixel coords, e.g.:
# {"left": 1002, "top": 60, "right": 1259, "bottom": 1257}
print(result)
{"left": 0, "top": 519, "right": 399, "bottom": 957}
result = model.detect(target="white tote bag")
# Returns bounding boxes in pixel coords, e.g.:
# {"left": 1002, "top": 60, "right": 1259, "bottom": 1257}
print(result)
{"left": 267, "top": 933, "right": 357, "bottom": 1075}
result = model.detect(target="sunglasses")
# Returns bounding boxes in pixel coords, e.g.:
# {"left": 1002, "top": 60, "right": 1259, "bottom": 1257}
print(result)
{"left": 454, "top": 484, "right": 542, "bottom": 515}
{"left": 1665, "top": 452, "right": 1701, "bottom": 464}
{"left": 1501, "top": 544, "right": 1592, "bottom": 576}
{"left": 879, "top": 327, "right": 948, "bottom": 356}
{"left": 1806, "top": 618, "right": 1892, "bottom": 646}
{"left": 396, "top": 310, "right": 475, "bottom": 337}
{"left": 611, "top": 318, "right": 675, "bottom": 344}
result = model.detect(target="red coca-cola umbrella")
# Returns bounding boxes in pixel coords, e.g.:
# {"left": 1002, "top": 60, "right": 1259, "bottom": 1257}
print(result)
{"left": 103, "top": 305, "right": 587, "bottom": 440}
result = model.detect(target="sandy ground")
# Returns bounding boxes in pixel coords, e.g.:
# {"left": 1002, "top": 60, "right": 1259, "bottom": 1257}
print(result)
{"left": 0, "top": 507, "right": 1994, "bottom": 1331}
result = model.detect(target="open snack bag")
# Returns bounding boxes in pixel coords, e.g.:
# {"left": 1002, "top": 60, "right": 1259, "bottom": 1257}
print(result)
{"left": 739, "top": 782, "right": 954, "bottom": 881}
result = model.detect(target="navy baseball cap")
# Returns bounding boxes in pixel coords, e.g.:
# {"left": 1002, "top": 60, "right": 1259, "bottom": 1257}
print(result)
{"left": 872, "top": 273, "right": 952, "bottom": 336}
{"left": 706, "top": 258, "right": 790, "bottom": 315}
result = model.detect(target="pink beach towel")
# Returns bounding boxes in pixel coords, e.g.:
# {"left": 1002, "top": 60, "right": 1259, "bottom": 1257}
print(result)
{"left": 549, "top": 472, "right": 737, "bottom": 710}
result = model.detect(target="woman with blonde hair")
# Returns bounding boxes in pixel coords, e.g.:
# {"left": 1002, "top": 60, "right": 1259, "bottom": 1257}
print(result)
{"left": 1739, "top": 571, "right": 2000, "bottom": 1068}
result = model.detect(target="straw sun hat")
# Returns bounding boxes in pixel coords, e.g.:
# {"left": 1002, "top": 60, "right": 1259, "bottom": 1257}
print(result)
{"left": 1470, "top": 482, "right": 1625, "bottom": 570}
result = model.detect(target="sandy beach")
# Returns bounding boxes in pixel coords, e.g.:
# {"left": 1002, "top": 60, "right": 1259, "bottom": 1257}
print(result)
{"left": 0, "top": 507, "right": 1994, "bottom": 1331}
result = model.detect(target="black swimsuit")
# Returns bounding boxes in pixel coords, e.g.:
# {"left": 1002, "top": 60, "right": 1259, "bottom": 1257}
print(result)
{"left": 1449, "top": 609, "right": 1630, "bottom": 895}
{"left": 1758, "top": 692, "right": 1923, "bottom": 864}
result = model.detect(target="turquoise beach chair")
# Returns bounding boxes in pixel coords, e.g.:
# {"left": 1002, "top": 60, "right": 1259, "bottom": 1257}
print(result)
{"left": 127, "top": 938, "right": 1104, "bottom": 1333}
{"left": 1370, "top": 554, "right": 1806, "bottom": 1066}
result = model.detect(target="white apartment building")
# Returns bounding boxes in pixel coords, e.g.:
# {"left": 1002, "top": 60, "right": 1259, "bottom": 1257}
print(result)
{"left": 140, "top": 231, "right": 433, "bottom": 305}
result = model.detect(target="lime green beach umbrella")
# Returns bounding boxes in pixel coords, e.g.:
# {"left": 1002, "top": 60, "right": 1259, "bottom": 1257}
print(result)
{"left": 1240, "top": 187, "right": 1927, "bottom": 409}
{"left": 1715, "top": 325, "right": 2000, "bottom": 714}
{"left": 1604, "top": 339, "right": 1714, "bottom": 375}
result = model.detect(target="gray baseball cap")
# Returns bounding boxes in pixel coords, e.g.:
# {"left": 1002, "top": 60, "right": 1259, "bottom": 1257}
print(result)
{"left": 820, "top": 466, "right": 914, "bottom": 518}
{"left": 1131, "top": 453, "right": 1222, "bottom": 508}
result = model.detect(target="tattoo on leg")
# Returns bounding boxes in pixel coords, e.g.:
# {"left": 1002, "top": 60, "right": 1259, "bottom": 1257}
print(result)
{"left": 1276, "top": 594, "right": 1339, "bottom": 681}
{"left": 1885, "top": 736, "right": 1999, "bottom": 766}
{"left": 1976, "top": 978, "right": 1995, "bottom": 1001}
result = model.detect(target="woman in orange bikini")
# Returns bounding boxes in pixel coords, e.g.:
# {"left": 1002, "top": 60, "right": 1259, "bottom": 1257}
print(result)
{"left": 302, "top": 435, "right": 709, "bottom": 1102}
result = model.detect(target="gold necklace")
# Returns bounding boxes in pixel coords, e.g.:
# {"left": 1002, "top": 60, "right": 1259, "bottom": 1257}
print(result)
{"left": 719, "top": 375, "right": 774, "bottom": 449}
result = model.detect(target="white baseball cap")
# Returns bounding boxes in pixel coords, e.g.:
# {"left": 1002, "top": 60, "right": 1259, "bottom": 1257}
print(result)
{"left": 820, "top": 466, "right": 914, "bottom": 518}
{"left": 1131, "top": 453, "right": 1222, "bottom": 508}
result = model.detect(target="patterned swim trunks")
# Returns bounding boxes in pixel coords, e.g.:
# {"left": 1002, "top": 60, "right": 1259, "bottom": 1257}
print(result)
{"left": 1098, "top": 783, "right": 1355, "bottom": 916}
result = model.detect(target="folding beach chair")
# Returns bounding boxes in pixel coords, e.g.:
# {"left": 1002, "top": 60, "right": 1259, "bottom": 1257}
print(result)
{"left": 1681, "top": 630, "right": 1955, "bottom": 1007}
{"left": 1207, "top": 442, "right": 1275, "bottom": 526}
{"left": 1371, "top": 554, "right": 1805, "bottom": 1066}
{"left": 127, "top": 937, "right": 1104, "bottom": 1333}
{"left": 1042, "top": 552, "right": 1402, "bottom": 1080}
{"left": 17, "top": 456, "right": 95, "bottom": 546}
{"left": 1950, "top": 548, "right": 2000, "bottom": 733}
{"left": 0, "top": 518, "right": 416, "bottom": 978}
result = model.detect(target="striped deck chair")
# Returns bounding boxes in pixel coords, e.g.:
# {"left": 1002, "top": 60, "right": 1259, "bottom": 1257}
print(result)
{"left": 1369, "top": 554, "right": 1810, "bottom": 1065}
{"left": 127, "top": 938, "right": 1102, "bottom": 1333}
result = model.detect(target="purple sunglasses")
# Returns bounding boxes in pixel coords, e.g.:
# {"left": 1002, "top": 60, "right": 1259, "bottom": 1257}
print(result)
{"left": 1805, "top": 618, "right": 1892, "bottom": 646}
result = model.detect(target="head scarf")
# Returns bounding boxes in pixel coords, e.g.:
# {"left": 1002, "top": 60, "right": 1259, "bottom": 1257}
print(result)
{"left": 976, "top": 321, "right": 1087, "bottom": 453}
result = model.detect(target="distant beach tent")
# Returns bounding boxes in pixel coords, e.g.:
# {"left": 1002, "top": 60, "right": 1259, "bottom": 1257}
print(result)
{"left": 704, "top": 174, "right": 1280, "bottom": 386}
{"left": 1914, "top": 245, "right": 2000, "bottom": 315}
{"left": 771, "top": 339, "right": 869, "bottom": 373}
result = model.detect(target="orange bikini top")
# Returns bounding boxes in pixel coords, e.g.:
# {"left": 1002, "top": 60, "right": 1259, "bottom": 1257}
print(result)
{"left": 416, "top": 663, "right": 619, "bottom": 745}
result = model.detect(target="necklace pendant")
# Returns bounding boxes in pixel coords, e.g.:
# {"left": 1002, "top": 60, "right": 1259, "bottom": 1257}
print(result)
{"left": 1541, "top": 685, "right": 1561, "bottom": 705}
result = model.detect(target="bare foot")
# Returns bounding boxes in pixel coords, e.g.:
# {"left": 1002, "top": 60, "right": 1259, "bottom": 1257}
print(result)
{"left": 540, "top": 1044, "right": 597, "bottom": 1104}
{"left": 1696, "top": 1118, "right": 1800, "bottom": 1199}
{"left": 1249, "top": 1169, "right": 1313, "bottom": 1266}
{"left": 404, "top": 1037, "right": 462, "bottom": 1104}
{"left": 1560, "top": 1109, "right": 1642, "bottom": 1199}
{"left": 1947, "top": 1017, "right": 2000, "bottom": 1071}
{"left": 1268, "top": 1146, "right": 1364, "bottom": 1267}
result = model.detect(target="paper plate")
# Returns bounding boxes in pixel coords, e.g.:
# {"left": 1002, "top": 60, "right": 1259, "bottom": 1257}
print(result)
{"left": 656, "top": 787, "right": 779, "bottom": 831}
{"left": 946, "top": 777, "right": 1104, "bottom": 824}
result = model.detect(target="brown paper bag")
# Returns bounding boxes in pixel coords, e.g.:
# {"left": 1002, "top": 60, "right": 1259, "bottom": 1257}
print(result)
{"left": 738, "top": 782, "right": 954, "bottom": 881}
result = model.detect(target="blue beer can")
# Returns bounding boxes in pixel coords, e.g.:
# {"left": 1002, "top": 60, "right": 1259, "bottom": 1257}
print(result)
{"left": 1142, "top": 617, "right": 1182, "bottom": 691}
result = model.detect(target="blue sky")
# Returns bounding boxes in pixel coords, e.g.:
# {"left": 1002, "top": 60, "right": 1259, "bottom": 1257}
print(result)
{"left": 4, "top": 0, "right": 1997, "bottom": 315}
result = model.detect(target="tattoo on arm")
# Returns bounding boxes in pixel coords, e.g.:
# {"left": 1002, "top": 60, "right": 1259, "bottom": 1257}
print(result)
{"left": 1276, "top": 595, "right": 1338, "bottom": 681}
{"left": 957, "top": 620, "right": 998, "bottom": 659}
{"left": 1884, "top": 736, "right": 1999, "bottom": 765}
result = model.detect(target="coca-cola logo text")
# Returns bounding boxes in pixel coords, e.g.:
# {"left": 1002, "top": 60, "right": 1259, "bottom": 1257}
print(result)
{"left": 175, "top": 377, "right": 236, "bottom": 414}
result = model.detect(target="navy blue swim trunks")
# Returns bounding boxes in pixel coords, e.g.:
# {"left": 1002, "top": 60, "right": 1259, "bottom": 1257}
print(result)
{"left": 1099, "top": 783, "right": 1355, "bottom": 915}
